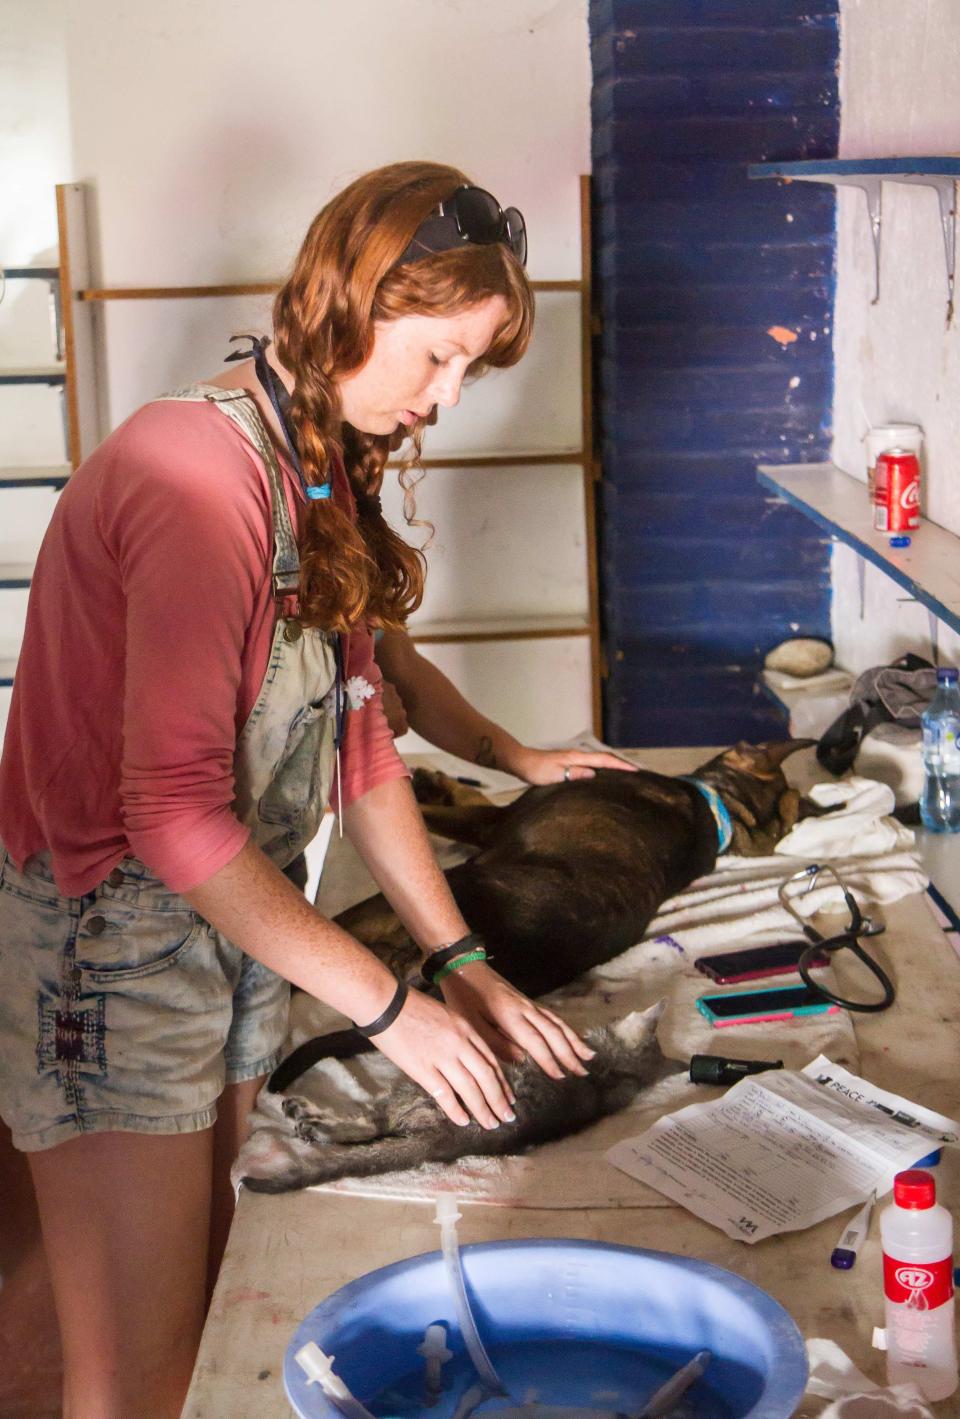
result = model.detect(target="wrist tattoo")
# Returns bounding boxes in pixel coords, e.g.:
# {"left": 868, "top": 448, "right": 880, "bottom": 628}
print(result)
{"left": 475, "top": 736, "right": 497, "bottom": 769}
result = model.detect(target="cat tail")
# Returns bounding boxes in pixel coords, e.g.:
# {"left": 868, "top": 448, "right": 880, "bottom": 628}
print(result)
{"left": 239, "top": 1131, "right": 440, "bottom": 1195}
{"left": 267, "top": 1027, "right": 375, "bottom": 1093}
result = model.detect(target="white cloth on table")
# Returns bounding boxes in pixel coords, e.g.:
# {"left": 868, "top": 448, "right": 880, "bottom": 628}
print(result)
{"left": 804, "top": 1339, "right": 936, "bottom": 1417}
{"left": 235, "top": 771, "right": 924, "bottom": 1206}
{"left": 639, "top": 777, "right": 925, "bottom": 957}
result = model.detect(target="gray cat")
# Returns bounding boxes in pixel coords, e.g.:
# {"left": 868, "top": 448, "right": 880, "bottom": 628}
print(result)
{"left": 242, "top": 1005, "right": 683, "bottom": 1194}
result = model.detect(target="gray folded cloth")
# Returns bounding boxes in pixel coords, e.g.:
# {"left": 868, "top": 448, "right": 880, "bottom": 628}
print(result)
{"left": 818, "top": 656, "right": 937, "bottom": 775}
{"left": 850, "top": 665, "right": 940, "bottom": 725}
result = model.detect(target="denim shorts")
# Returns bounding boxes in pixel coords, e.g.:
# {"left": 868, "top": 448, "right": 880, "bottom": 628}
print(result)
{"left": 0, "top": 844, "right": 289, "bottom": 1151}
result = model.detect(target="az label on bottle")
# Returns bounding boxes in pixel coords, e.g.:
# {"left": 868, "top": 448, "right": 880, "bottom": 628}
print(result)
{"left": 884, "top": 1254, "right": 955, "bottom": 1310}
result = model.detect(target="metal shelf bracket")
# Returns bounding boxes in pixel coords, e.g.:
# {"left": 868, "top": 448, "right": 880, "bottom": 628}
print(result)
{"left": 895, "top": 174, "right": 957, "bottom": 324}
{"left": 749, "top": 158, "right": 960, "bottom": 324}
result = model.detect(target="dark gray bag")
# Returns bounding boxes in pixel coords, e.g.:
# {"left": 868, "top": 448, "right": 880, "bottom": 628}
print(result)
{"left": 816, "top": 653, "right": 937, "bottom": 775}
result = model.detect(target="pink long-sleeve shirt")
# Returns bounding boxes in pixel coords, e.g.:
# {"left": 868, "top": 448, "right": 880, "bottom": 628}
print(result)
{"left": 0, "top": 396, "right": 408, "bottom": 895}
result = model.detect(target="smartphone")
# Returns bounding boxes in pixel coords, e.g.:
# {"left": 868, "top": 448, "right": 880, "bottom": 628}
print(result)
{"left": 696, "top": 983, "right": 839, "bottom": 1029}
{"left": 694, "top": 940, "right": 829, "bottom": 985}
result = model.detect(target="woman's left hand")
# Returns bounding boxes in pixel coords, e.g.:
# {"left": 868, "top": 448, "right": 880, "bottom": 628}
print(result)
{"left": 439, "top": 961, "right": 594, "bottom": 1078}
{"left": 510, "top": 746, "right": 638, "bottom": 786}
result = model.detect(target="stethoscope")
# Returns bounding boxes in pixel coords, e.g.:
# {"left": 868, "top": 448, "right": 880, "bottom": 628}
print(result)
{"left": 777, "top": 863, "right": 896, "bottom": 1013}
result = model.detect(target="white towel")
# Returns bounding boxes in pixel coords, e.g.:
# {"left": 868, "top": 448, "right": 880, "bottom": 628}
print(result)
{"left": 637, "top": 776, "right": 925, "bottom": 956}
{"left": 775, "top": 776, "right": 915, "bottom": 859}
{"left": 235, "top": 765, "right": 924, "bottom": 1205}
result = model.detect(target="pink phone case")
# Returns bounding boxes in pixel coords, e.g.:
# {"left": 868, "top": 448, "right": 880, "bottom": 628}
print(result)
{"left": 706, "top": 1004, "right": 839, "bottom": 1028}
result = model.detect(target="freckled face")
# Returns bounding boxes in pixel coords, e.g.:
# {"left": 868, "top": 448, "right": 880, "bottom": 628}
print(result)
{"left": 334, "top": 295, "right": 509, "bottom": 436}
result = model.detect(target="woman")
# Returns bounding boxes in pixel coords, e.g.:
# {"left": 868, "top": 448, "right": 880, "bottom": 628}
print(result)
{"left": 0, "top": 162, "right": 592, "bottom": 1419}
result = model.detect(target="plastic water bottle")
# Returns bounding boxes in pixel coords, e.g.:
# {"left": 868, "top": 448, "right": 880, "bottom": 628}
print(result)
{"left": 919, "top": 666, "right": 960, "bottom": 832}
{"left": 880, "top": 1169, "right": 958, "bottom": 1401}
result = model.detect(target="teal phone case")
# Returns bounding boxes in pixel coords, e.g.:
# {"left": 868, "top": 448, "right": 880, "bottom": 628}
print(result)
{"left": 696, "top": 986, "right": 835, "bottom": 1027}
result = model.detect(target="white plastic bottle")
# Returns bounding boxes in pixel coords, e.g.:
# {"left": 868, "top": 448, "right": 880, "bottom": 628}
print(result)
{"left": 880, "top": 1169, "right": 958, "bottom": 1401}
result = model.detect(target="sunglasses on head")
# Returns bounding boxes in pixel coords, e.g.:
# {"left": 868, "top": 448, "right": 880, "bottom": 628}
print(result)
{"left": 397, "top": 184, "right": 527, "bottom": 268}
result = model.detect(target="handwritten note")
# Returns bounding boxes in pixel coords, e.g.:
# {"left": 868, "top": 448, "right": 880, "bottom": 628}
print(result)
{"left": 607, "top": 1056, "right": 958, "bottom": 1243}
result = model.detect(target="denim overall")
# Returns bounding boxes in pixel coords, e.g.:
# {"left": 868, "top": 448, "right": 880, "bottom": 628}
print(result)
{"left": 0, "top": 386, "right": 338, "bottom": 1149}
{"left": 175, "top": 385, "right": 339, "bottom": 865}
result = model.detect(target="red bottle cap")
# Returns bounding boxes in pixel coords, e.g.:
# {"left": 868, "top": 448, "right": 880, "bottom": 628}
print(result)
{"left": 893, "top": 1169, "right": 936, "bottom": 1209}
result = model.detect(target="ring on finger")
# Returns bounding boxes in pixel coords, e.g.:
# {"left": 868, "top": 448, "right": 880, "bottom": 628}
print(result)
{"left": 562, "top": 766, "right": 573, "bottom": 783}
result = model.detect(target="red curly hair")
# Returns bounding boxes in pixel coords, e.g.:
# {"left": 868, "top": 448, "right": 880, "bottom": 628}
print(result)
{"left": 272, "top": 161, "right": 534, "bottom": 633}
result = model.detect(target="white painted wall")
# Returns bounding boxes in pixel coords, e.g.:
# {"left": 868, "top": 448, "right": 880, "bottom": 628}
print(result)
{"left": 0, "top": 0, "right": 72, "bottom": 734}
{"left": 832, "top": 0, "right": 960, "bottom": 671}
{"left": 2, "top": 0, "right": 593, "bottom": 754}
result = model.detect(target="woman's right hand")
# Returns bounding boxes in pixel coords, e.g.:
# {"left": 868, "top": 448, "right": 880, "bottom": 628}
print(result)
{"left": 369, "top": 987, "right": 517, "bottom": 1130}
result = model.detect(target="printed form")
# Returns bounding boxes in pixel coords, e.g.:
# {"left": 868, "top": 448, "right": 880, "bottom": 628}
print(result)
{"left": 608, "top": 1056, "right": 958, "bottom": 1243}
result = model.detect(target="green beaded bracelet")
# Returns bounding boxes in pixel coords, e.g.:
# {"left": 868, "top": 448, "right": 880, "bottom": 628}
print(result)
{"left": 433, "top": 948, "right": 488, "bottom": 982}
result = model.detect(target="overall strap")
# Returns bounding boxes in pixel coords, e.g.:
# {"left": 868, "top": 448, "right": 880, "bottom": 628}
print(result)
{"left": 156, "top": 383, "right": 300, "bottom": 597}
{"left": 224, "top": 336, "right": 332, "bottom": 505}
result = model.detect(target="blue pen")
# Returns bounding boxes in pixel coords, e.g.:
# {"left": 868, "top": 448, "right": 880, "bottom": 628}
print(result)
{"left": 831, "top": 1193, "right": 875, "bottom": 1270}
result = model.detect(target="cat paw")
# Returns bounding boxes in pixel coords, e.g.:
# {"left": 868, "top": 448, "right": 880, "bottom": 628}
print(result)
{"left": 293, "top": 1116, "right": 335, "bottom": 1145}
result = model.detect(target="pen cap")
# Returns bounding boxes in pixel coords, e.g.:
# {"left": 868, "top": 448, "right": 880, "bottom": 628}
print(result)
{"left": 912, "top": 1148, "right": 942, "bottom": 1168}
{"left": 893, "top": 1170, "right": 936, "bottom": 1209}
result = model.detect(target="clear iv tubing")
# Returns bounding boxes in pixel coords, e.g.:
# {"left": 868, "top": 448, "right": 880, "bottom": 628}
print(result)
{"left": 435, "top": 1196, "right": 506, "bottom": 1396}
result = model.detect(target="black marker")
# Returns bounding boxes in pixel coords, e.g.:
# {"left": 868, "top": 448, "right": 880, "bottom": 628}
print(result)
{"left": 689, "top": 1054, "right": 784, "bottom": 1086}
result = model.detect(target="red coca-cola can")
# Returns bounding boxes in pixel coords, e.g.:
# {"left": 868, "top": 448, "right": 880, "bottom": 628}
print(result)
{"left": 873, "top": 448, "right": 921, "bottom": 533}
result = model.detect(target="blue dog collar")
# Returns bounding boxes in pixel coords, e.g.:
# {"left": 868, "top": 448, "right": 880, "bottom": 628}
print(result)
{"left": 679, "top": 776, "right": 733, "bottom": 854}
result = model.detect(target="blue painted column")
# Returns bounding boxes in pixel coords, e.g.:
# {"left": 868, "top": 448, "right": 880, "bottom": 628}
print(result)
{"left": 590, "top": 0, "right": 839, "bottom": 745}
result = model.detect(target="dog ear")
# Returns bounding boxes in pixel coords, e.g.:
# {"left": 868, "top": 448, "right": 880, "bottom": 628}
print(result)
{"left": 719, "top": 739, "right": 815, "bottom": 780}
{"left": 751, "top": 739, "right": 816, "bottom": 769}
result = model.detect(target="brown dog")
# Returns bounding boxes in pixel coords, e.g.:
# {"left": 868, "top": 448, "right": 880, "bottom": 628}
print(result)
{"left": 270, "top": 740, "right": 816, "bottom": 1090}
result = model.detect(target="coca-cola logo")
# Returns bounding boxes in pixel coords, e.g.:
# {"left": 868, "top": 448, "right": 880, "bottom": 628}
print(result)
{"left": 900, "top": 482, "right": 921, "bottom": 509}
{"left": 896, "top": 1266, "right": 934, "bottom": 1290}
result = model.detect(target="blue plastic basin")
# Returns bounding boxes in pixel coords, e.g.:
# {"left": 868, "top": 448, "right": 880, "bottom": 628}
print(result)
{"left": 284, "top": 1238, "right": 808, "bottom": 1418}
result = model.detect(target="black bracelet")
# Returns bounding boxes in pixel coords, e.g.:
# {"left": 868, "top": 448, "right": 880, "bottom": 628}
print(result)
{"left": 353, "top": 979, "right": 408, "bottom": 1038}
{"left": 420, "top": 933, "right": 486, "bottom": 986}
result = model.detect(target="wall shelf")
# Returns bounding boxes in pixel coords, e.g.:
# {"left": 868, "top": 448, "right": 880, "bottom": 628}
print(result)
{"left": 0, "top": 465, "right": 70, "bottom": 488}
{"left": 388, "top": 449, "right": 587, "bottom": 470}
{"left": 0, "top": 366, "right": 65, "bottom": 385}
{"left": 408, "top": 615, "right": 589, "bottom": 646}
{"left": 749, "top": 157, "right": 960, "bottom": 320}
{"left": 2, "top": 266, "right": 61, "bottom": 281}
{"left": 0, "top": 187, "right": 96, "bottom": 714}
{"left": 757, "top": 461, "right": 960, "bottom": 638}
{"left": 758, "top": 666, "right": 854, "bottom": 738}
{"left": 74, "top": 278, "right": 580, "bottom": 301}
{"left": 759, "top": 459, "right": 960, "bottom": 917}
{"left": 1, "top": 266, "right": 64, "bottom": 358}
{"left": 0, "top": 564, "right": 35, "bottom": 589}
